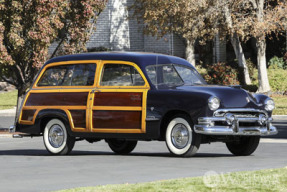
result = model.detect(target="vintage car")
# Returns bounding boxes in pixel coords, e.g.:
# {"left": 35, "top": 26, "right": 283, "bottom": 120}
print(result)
{"left": 16, "top": 52, "right": 278, "bottom": 157}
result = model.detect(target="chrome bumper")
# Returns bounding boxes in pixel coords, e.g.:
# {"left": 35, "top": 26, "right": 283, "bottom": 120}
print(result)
{"left": 194, "top": 116, "right": 278, "bottom": 136}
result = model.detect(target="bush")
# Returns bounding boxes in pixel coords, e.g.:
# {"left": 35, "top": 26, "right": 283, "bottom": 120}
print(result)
{"left": 195, "top": 65, "right": 207, "bottom": 77}
{"left": 268, "top": 69, "right": 287, "bottom": 92}
{"left": 204, "top": 62, "right": 239, "bottom": 85}
{"left": 268, "top": 56, "right": 286, "bottom": 69}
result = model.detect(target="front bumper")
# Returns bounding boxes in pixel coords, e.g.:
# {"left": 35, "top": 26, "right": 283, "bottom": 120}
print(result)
{"left": 194, "top": 109, "right": 278, "bottom": 136}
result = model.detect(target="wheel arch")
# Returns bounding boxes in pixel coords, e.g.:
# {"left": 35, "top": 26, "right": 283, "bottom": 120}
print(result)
{"left": 36, "top": 109, "right": 72, "bottom": 134}
{"left": 160, "top": 110, "right": 193, "bottom": 139}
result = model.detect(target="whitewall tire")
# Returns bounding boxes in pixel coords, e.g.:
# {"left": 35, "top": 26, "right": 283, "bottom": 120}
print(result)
{"left": 165, "top": 115, "right": 200, "bottom": 157}
{"left": 43, "top": 119, "right": 75, "bottom": 155}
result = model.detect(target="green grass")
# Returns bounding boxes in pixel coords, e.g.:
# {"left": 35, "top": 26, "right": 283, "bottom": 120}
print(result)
{"left": 0, "top": 90, "right": 17, "bottom": 110}
{"left": 57, "top": 167, "right": 287, "bottom": 192}
{"left": 271, "top": 95, "right": 287, "bottom": 115}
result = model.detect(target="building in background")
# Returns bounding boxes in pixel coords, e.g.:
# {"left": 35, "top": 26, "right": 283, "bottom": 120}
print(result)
{"left": 86, "top": 0, "right": 186, "bottom": 59}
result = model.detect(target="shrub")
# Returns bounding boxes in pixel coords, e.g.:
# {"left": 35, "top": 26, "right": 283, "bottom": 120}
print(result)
{"left": 268, "top": 56, "right": 285, "bottom": 69}
{"left": 268, "top": 69, "right": 287, "bottom": 92}
{"left": 195, "top": 65, "right": 207, "bottom": 77}
{"left": 204, "top": 62, "right": 239, "bottom": 85}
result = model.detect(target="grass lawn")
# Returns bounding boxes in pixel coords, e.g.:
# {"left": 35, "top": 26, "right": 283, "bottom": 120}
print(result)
{"left": 0, "top": 90, "right": 17, "bottom": 110}
{"left": 271, "top": 95, "right": 287, "bottom": 115}
{"left": 58, "top": 167, "right": 287, "bottom": 192}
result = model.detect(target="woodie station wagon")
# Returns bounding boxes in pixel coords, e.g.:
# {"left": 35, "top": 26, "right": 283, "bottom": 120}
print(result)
{"left": 16, "top": 52, "right": 278, "bottom": 157}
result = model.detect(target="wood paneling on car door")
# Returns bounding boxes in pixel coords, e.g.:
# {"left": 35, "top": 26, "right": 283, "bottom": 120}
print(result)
{"left": 94, "top": 92, "right": 142, "bottom": 106}
{"left": 25, "top": 92, "right": 88, "bottom": 106}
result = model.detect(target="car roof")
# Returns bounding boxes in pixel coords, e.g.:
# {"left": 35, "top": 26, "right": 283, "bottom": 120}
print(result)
{"left": 45, "top": 52, "right": 194, "bottom": 70}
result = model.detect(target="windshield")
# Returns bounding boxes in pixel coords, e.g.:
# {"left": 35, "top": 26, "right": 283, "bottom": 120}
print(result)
{"left": 145, "top": 64, "right": 206, "bottom": 88}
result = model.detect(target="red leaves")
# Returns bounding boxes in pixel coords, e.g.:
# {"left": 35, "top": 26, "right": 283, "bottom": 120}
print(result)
{"left": 205, "top": 62, "right": 239, "bottom": 85}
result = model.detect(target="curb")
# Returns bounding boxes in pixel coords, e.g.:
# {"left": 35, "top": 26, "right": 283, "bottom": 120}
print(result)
{"left": 0, "top": 108, "right": 16, "bottom": 116}
{"left": 272, "top": 115, "right": 287, "bottom": 120}
{"left": 0, "top": 132, "right": 13, "bottom": 138}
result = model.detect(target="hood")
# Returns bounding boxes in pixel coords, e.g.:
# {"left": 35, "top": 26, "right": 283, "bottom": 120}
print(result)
{"left": 176, "top": 85, "right": 260, "bottom": 108}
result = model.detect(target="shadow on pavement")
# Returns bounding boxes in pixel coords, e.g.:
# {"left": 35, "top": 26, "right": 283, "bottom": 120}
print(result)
{"left": 267, "top": 121, "right": 287, "bottom": 139}
{"left": 0, "top": 149, "right": 234, "bottom": 158}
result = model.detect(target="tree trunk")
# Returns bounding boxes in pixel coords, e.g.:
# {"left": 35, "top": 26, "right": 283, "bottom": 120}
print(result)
{"left": 230, "top": 33, "right": 251, "bottom": 85}
{"left": 256, "top": 38, "right": 271, "bottom": 93}
{"left": 186, "top": 40, "right": 196, "bottom": 66}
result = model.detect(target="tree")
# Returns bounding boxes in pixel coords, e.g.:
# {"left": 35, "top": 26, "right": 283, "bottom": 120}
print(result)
{"left": 229, "top": 0, "right": 287, "bottom": 92}
{"left": 221, "top": 1, "right": 252, "bottom": 85}
{"left": 133, "top": 0, "right": 287, "bottom": 90}
{"left": 0, "top": 0, "right": 107, "bottom": 114}
{"left": 133, "top": 0, "right": 253, "bottom": 84}
{"left": 132, "top": 0, "right": 219, "bottom": 66}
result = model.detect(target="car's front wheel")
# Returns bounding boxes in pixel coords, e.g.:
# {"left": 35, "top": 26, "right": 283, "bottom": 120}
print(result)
{"left": 106, "top": 139, "right": 137, "bottom": 155}
{"left": 165, "top": 115, "right": 201, "bottom": 157}
{"left": 43, "top": 119, "right": 75, "bottom": 155}
{"left": 226, "top": 136, "right": 260, "bottom": 156}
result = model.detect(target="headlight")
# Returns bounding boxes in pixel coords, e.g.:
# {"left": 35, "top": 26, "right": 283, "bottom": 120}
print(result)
{"left": 208, "top": 96, "right": 220, "bottom": 111}
{"left": 264, "top": 99, "right": 275, "bottom": 111}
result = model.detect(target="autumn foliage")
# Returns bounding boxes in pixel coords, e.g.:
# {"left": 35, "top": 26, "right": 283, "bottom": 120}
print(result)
{"left": 205, "top": 63, "right": 239, "bottom": 86}
{"left": 133, "top": 0, "right": 287, "bottom": 92}
{"left": 0, "top": 0, "right": 107, "bottom": 96}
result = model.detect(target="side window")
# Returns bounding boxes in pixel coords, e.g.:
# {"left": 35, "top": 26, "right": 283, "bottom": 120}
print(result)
{"left": 174, "top": 65, "right": 202, "bottom": 85}
{"left": 101, "top": 64, "right": 145, "bottom": 86}
{"left": 71, "top": 64, "right": 96, "bottom": 86}
{"left": 37, "top": 64, "right": 96, "bottom": 86}
{"left": 162, "top": 65, "right": 183, "bottom": 84}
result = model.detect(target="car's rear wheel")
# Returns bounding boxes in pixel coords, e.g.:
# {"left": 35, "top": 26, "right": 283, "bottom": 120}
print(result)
{"left": 165, "top": 115, "right": 201, "bottom": 157}
{"left": 106, "top": 139, "right": 137, "bottom": 155}
{"left": 43, "top": 119, "right": 75, "bottom": 155}
{"left": 226, "top": 136, "right": 260, "bottom": 156}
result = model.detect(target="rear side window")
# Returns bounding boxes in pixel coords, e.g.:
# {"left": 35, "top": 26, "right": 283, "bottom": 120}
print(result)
{"left": 37, "top": 64, "right": 96, "bottom": 86}
{"left": 101, "top": 64, "right": 145, "bottom": 86}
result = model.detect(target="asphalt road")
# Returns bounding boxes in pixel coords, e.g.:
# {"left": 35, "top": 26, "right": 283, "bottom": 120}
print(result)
{"left": 0, "top": 116, "right": 14, "bottom": 129}
{"left": 0, "top": 115, "right": 286, "bottom": 191}
{"left": 0, "top": 137, "right": 286, "bottom": 192}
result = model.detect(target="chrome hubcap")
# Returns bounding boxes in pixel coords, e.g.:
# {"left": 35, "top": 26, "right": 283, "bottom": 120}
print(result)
{"left": 48, "top": 124, "right": 64, "bottom": 148}
{"left": 171, "top": 123, "right": 189, "bottom": 149}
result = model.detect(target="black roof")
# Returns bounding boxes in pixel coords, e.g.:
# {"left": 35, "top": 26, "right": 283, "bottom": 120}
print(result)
{"left": 45, "top": 52, "right": 194, "bottom": 70}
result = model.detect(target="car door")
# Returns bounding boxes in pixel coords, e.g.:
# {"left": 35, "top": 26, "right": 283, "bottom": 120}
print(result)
{"left": 89, "top": 61, "right": 150, "bottom": 133}
{"left": 21, "top": 61, "right": 98, "bottom": 133}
